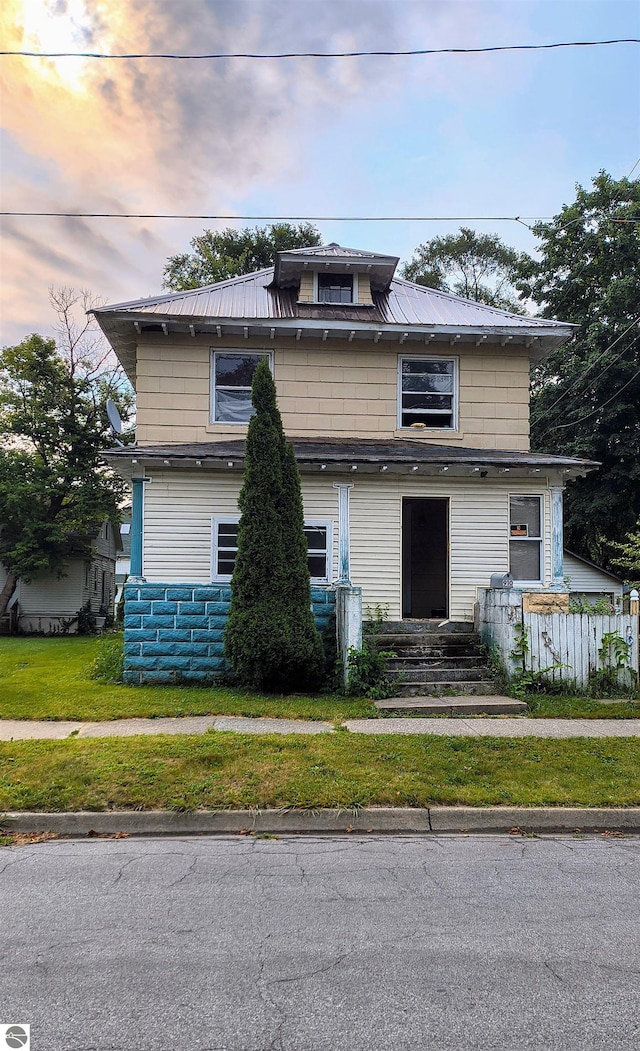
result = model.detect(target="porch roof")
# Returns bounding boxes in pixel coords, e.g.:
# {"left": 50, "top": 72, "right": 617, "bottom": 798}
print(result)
{"left": 104, "top": 438, "right": 598, "bottom": 481}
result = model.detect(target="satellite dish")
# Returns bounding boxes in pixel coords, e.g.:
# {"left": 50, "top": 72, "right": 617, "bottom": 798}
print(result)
{"left": 106, "top": 398, "right": 123, "bottom": 434}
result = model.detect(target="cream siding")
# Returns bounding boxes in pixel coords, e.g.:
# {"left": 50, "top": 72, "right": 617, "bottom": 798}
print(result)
{"left": 142, "top": 471, "right": 552, "bottom": 621}
{"left": 357, "top": 274, "right": 373, "bottom": 306}
{"left": 135, "top": 335, "right": 531, "bottom": 450}
{"left": 297, "top": 272, "right": 315, "bottom": 303}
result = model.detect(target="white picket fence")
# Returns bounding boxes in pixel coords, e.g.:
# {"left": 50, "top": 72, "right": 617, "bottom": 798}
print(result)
{"left": 523, "top": 612, "right": 639, "bottom": 688}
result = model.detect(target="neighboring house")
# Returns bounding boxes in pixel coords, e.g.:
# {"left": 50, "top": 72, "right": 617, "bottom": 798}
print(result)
{"left": 563, "top": 550, "right": 624, "bottom": 606}
{"left": 115, "top": 507, "right": 132, "bottom": 606}
{"left": 0, "top": 521, "right": 119, "bottom": 634}
{"left": 93, "top": 243, "right": 597, "bottom": 683}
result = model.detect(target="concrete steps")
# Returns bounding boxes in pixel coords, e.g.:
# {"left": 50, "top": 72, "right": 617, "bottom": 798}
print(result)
{"left": 374, "top": 619, "right": 516, "bottom": 709}
{"left": 375, "top": 696, "right": 529, "bottom": 716}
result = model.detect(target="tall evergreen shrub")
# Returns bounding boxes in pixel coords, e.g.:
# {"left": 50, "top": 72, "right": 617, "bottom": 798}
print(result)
{"left": 224, "top": 360, "right": 324, "bottom": 691}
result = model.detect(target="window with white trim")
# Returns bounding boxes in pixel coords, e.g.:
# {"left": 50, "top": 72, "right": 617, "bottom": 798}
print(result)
{"left": 211, "top": 518, "right": 333, "bottom": 583}
{"left": 211, "top": 351, "right": 271, "bottom": 423}
{"left": 509, "top": 495, "right": 543, "bottom": 582}
{"left": 399, "top": 356, "right": 457, "bottom": 429}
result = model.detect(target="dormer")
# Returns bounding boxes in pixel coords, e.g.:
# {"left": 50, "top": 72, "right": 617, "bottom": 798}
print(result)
{"left": 273, "top": 243, "right": 399, "bottom": 308}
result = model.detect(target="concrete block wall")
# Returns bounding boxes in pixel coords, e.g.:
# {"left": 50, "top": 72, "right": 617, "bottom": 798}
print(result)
{"left": 123, "top": 581, "right": 336, "bottom": 685}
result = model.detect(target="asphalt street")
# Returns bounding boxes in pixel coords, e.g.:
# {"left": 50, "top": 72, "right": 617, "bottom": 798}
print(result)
{"left": 1, "top": 834, "right": 639, "bottom": 1051}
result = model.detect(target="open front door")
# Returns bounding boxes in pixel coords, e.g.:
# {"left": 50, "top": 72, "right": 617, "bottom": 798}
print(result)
{"left": 402, "top": 498, "right": 449, "bottom": 618}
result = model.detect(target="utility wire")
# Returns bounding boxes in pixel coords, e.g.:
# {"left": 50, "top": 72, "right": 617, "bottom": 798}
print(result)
{"left": 2, "top": 212, "right": 637, "bottom": 224}
{"left": 548, "top": 359, "right": 640, "bottom": 431}
{"left": 530, "top": 316, "right": 640, "bottom": 428}
{"left": 1, "top": 39, "right": 638, "bottom": 59}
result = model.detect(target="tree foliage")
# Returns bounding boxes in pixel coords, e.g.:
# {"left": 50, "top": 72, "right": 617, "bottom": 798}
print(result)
{"left": 401, "top": 226, "right": 528, "bottom": 312}
{"left": 0, "top": 289, "right": 133, "bottom": 617}
{"left": 515, "top": 172, "right": 640, "bottom": 567}
{"left": 610, "top": 519, "right": 640, "bottom": 586}
{"left": 163, "top": 222, "right": 323, "bottom": 290}
{"left": 224, "top": 359, "right": 324, "bottom": 692}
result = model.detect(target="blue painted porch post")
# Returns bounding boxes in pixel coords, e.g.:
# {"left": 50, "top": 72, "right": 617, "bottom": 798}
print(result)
{"left": 333, "top": 483, "right": 353, "bottom": 585}
{"left": 130, "top": 477, "right": 145, "bottom": 577}
{"left": 550, "top": 485, "right": 565, "bottom": 588}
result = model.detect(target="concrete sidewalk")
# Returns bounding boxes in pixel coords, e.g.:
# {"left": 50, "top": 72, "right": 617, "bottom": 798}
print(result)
{"left": 2, "top": 714, "right": 640, "bottom": 740}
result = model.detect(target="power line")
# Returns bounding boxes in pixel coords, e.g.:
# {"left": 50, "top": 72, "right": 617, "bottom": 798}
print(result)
{"left": 530, "top": 317, "right": 640, "bottom": 428}
{"left": 1, "top": 39, "right": 638, "bottom": 60}
{"left": 0, "top": 211, "right": 617, "bottom": 224}
{"left": 548, "top": 358, "right": 640, "bottom": 431}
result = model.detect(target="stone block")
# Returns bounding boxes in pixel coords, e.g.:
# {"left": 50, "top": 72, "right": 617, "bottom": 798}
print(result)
{"left": 206, "top": 616, "right": 229, "bottom": 630}
{"left": 126, "top": 601, "right": 152, "bottom": 615}
{"left": 181, "top": 669, "right": 212, "bottom": 682}
{"left": 205, "top": 602, "right": 231, "bottom": 616}
{"left": 152, "top": 601, "right": 178, "bottom": 616}
{"left": 207, "top": 644, "right": 225, "bottom": 658}
{"left": 173, "top": 642, "right": 210, "bottom": 658}
{"left": 125, "top": 629, "right": 158, "bottom": 643}
{"left": 123, "top": 587, "right": 140, "bottom": 602}
{"left": 124, "top": 642, "right": 142, "bottom": 656}
{"left": 177, "top": 615, "right": 209, "bottom": 630}
{"left": 193, "top": 657, "right": 227, "bottom": 672}
{"left": 192, "top": 629, "right": 224, "bottom": 643}
{"left": 142, "top": 615, "right": 176, "bottom": 629}
{"left": 124, "top": 615, "right": 142, "bottom": 629}
{"left": 141, "top": 641, "right": 180, "bottom": 657}
{"left": 158, "top": 629, "right": 191, "bottom": 643}
{"left": 166, "top": 588, "right": 194, "bottom": 601}
{"left": 123, "top": 670, "right": 142, "bottom": 684}
{"left": 178, "top": 601, "right": 206, "bottom": 616}
{"left": 138, "top": 587, "right": 170, "bottom": 601}
{"left": 142, "top": 670, "right": 174, "bottom": 684}
{"left": 523, "top": 592, "right": 570, "bottom": 614}
{"left": 126, "top": 655, "right": 159, "bottom": 671}
{"left": 194, "top": 587, "right": 220, "bottom": 602}
{"left": 158, "top": 656, "right": 191, "bottom": 671}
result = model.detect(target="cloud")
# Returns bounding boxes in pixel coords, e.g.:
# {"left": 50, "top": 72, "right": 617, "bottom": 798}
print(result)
{"left": 1, "top": 0, "right": 525, "bottom": 343}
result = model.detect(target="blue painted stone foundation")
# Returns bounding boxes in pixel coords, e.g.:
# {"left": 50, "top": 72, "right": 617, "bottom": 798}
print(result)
{"left": 123, "top": 581, "right": 336, "bottom": 685}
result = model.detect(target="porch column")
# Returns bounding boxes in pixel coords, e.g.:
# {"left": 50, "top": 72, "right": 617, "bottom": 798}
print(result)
{"left": 130, "top": 476, "right": 147, "bottom": 578}
{"left": 550, "top": 485, "right": 565, "bottom": 589}
{"left": 333, "top": 483, "right": 353, "bottom": 585}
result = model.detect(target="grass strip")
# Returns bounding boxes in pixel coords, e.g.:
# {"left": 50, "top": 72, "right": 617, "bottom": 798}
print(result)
{"left": 1, "top": 733, "right": 639, "bottom": 812}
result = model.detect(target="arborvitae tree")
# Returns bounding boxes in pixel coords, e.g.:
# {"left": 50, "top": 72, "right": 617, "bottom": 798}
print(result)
{"left": 224, "top": 359, "right": 324, "bottom": 692}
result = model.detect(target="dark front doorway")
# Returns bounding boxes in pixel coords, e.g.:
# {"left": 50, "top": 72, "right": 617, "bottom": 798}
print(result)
{"left": 402, "top": 498, "right": 449, "bottom": 619}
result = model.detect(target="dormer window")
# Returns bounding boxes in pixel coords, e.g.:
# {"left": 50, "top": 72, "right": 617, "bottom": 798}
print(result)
{"left": 317, "top": 273, "right": 355, "bottom": 304}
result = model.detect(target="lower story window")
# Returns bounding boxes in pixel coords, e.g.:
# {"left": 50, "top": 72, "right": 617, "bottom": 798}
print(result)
{"left": 509, "top": 495, "right": 542, "bottom": 582}
{"left": 212, "top": 518, "right": 332, "bottom": 583}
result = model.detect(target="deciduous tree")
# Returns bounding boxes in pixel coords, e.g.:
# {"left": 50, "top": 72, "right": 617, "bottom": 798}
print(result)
{"left": 0, "top": 289, "right": 133, "bottom": 618}
{"left": 516, "top": 172, "right": 640, "bottom": 567}
{"left": 401, "top": 227, "right": 528, "bottom": 312}
{"left": 163, "top": 222, "right": 322, "bottom": 290}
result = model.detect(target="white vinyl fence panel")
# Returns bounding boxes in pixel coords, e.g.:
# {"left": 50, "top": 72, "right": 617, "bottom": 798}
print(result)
{"left": 523, "top": 613, "right": 639, "bottom": 688}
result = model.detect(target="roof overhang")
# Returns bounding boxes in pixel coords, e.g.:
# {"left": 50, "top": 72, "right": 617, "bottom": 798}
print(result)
{"left": 93, "top": 311, "right": 571, "bottom": 385}
{"left": 103, "top": 439, "right": 599, "bottom": 483}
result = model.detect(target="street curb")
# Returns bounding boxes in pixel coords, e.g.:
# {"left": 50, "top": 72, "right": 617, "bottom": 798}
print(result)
{"left": 2, "top": 807, "right": 640, "bottom": 837}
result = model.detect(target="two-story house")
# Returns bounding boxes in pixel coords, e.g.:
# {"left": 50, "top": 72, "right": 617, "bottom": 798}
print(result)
{"left": 94, "top": 244, "right": 596, "bottom": 684}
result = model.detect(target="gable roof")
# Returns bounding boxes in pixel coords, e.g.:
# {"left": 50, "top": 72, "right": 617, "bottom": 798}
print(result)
{"left": 92, "top": 246, "right": 576, "bottom": 381}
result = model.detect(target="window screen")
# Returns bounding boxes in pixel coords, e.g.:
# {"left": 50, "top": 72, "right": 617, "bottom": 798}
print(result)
{"left": 509, "top": 496, "right": 542, "bottom": 581}
{"left": 400, "top": 358, "right": 455, "bottom": 428}
{"left": 212, "top": 352, "right": 269, "bottom": 423}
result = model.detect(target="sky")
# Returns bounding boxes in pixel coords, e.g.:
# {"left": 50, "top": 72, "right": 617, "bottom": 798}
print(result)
{"left": 1, "top": 0, "right": 639, "bottom": 346}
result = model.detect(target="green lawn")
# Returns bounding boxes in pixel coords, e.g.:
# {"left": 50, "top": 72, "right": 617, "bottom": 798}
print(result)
{"left": 1, "top": 733, "right": 639, "bottom": 812}
{"left": 0, "top": 637, "right": 375, "bottom": 722}
{"left": 1, "top": 636, "right": 639, "bottom": 724}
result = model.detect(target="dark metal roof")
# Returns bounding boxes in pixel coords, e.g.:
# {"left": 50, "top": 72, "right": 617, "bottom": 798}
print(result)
{"left": 103, "top": 438, "right": 598, "bottom": 479}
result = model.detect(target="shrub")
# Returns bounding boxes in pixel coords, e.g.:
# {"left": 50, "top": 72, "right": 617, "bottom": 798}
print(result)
{"left": 90, "top": 631, "right": 124, "bottom": 682}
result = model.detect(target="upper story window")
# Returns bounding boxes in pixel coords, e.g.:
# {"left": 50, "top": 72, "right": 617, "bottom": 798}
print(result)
{"left": 509, "top": 495, "right": 543, "bottom": 582}
{"left": 399, "top": 356, "right": 457, "bottom": 429}
{"left": 317, "top": 273, "right": 355, "bottom": 304}
{"left": 211, "top": 351, "right": 271, "bottom": 423}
